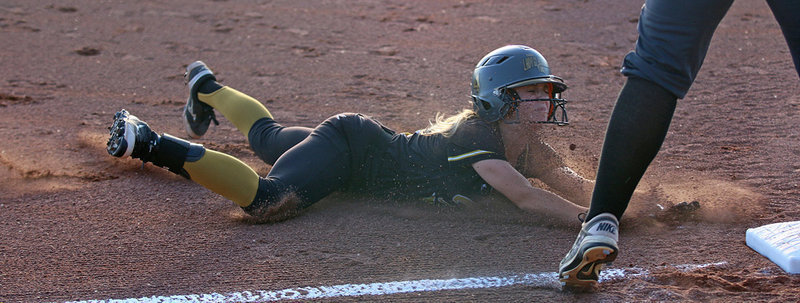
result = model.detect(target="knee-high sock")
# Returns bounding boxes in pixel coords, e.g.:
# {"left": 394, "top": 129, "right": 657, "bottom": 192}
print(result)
{"left": 198, "top": 86, "right": 273, "bottom": 138}
{"left": 183, "top": 149, "right": 259, "bottom": 207}
{"left": 587, "top": 77, "right": 677, "bottom": 221}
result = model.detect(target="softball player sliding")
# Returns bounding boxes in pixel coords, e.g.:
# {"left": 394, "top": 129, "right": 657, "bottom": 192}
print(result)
{"left": 106, "top": 45, "right": 593, "bottom": 226}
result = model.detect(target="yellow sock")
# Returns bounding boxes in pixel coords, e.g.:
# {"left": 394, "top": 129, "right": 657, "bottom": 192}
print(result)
{"left": 183, "top": 149, "right": 259, "bottom": 207}
{"left": 198, "top": 86, "right": 273, "bottom": 138}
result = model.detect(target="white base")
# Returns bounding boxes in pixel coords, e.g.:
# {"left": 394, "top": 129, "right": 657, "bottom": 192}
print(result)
{"left": 746, "top": 221, "right": 800, "bottom": 274}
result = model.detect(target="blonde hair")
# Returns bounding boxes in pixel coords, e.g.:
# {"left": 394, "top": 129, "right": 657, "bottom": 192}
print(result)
{"left": 419, "top": 109, "right": 478, "bottom": 137}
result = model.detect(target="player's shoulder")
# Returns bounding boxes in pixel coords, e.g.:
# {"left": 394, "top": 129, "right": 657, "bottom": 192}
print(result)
{"left": 456, "top": 116, "right": 498, "bottom": 136}
{"left": 449, "top": 117, "right": 501, "bottom": 147}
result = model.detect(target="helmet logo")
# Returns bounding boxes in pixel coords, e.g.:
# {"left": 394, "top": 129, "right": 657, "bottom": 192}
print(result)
{"left": 523, "top": 55, "right": 547, "bottom": 74}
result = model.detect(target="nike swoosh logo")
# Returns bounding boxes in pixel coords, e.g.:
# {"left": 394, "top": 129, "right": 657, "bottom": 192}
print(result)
{"left": 579, "top": 263, "right": 596, "bottom": 276}
{"left": 576, "top": 263, "right": 605, "bottom": 281}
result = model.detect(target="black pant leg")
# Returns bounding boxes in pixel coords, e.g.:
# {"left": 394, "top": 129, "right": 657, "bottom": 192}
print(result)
{"left": 248, "top": 117, "right": 313, "bottom": 165}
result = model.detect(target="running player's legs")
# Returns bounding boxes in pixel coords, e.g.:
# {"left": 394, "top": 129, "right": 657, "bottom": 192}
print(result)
{"left": 587, "top": 0, "right": 733, "bottom": 220}
{"left": 621, "top": 0, "right": 733, "bottom": 98}
{"left": 766, "top": 0, "right": 800, "bottom": 78}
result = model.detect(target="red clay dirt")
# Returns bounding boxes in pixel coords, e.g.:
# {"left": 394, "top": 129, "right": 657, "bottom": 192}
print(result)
{"left": 2, "top": 0, "right": 800, "bottom": 302}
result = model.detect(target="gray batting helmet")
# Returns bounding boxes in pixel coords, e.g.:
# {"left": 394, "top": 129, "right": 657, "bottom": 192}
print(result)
{"left": 471, "top": 45, "right": 568, "bottom": 124}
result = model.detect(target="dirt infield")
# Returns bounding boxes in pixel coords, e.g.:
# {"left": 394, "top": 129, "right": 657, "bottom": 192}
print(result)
{"left": 2, "top": 0, "right": 800, "bottom": 301}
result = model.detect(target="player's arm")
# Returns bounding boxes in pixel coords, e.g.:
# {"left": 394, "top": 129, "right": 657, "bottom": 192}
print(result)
{"left": 473, "top": 158, "right": 586, "bottom": 226}
{"left": 519, "top": 140, "right": 594, "bottom": 207}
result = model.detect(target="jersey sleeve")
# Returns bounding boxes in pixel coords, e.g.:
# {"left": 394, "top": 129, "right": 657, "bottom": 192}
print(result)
{"left": 447, "top": 118, "right": 506, "bottom": 166}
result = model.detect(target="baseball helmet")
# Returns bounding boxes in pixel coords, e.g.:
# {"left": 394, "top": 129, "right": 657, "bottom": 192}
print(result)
{"left": 470, "top": 45, "right": 569, "bottom": 124}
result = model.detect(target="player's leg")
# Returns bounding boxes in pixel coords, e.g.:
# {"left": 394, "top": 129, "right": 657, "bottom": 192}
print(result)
{"left": 184, "top": 61, "right": 273, "bottom": 138}
{"left": 199, "top": 85, "right": 314, "bottom": 165}
{"left": 560, "top": 0, "right": 733, "bottom": 290}
{"left": 242, "top": 113, "right": 394, "bottom": 220}
{"left": 184, "top": 61, "right": 313, "bottom": 164}
{"left": 585, "top": 77, "right": 676, "bottom": 220}
{"left": 766, "top": 0, "right": 800, "bottom": 78}
{"left": 620, "top": 0, "right": 734, "bottom": 99}
{"left": 106, "top": 109, "right": 341, "bottom": 219}
{"left": 182, "top": 150, "right": 260, "bottom": 207}
{"left": 198, "top": 86, "right": 273, "bottom": 138}
{"left": 247, "top": 118, "right": 313, "bottom": 165}
{"left": 587, "top": 0, "right": 733, "bottom": 221}
{"left": 558, "top": 213, "right": 619, "bottom": 291}
{"left": 107, "top": 109, "right": 260, "bottom": 207}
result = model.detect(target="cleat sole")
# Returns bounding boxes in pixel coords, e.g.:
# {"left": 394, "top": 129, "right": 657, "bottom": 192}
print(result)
{"left": 559, "top": 245, "right": 618, "bottom": 292}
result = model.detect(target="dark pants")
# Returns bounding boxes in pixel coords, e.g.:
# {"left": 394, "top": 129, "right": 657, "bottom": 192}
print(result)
{"left": 622, "top": 0, "right": 800, "bottom": 98}
{"left": 246, "top": 113, "right": 394, "bottom": 209}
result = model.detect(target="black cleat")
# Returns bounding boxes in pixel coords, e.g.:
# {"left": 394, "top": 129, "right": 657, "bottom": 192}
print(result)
{"left": 106, "top": 109, "right": 159, "bottom": 161}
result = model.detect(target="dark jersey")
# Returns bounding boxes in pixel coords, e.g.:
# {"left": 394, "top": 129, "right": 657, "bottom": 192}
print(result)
{"left": 364, "top": 117, "right": 506, "bottom": 202}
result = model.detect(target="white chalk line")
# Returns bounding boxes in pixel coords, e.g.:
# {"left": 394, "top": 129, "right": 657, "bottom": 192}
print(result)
{"left": 64, "top": 262, "right": 727, "bottom": 303}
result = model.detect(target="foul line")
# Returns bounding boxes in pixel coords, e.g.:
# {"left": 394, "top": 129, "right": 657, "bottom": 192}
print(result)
{"left": 64, "top": 262, "right": 726, "bottom": 303}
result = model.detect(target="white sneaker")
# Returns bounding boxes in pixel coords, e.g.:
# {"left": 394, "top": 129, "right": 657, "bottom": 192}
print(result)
{"left": 558, "top": 212, "right": 619, "bottom": 291}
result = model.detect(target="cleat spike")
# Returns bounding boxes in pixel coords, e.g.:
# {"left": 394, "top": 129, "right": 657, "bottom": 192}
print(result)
{"left": 105, "top": 109, "right": 159, "bottom": 160}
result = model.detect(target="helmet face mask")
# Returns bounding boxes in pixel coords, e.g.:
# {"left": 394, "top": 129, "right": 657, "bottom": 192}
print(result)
{"left": 471, "top": 45, "right": 569, "bottom": 125}
{"left": 502, "top": 85, "right": 569, "bottom": 125}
